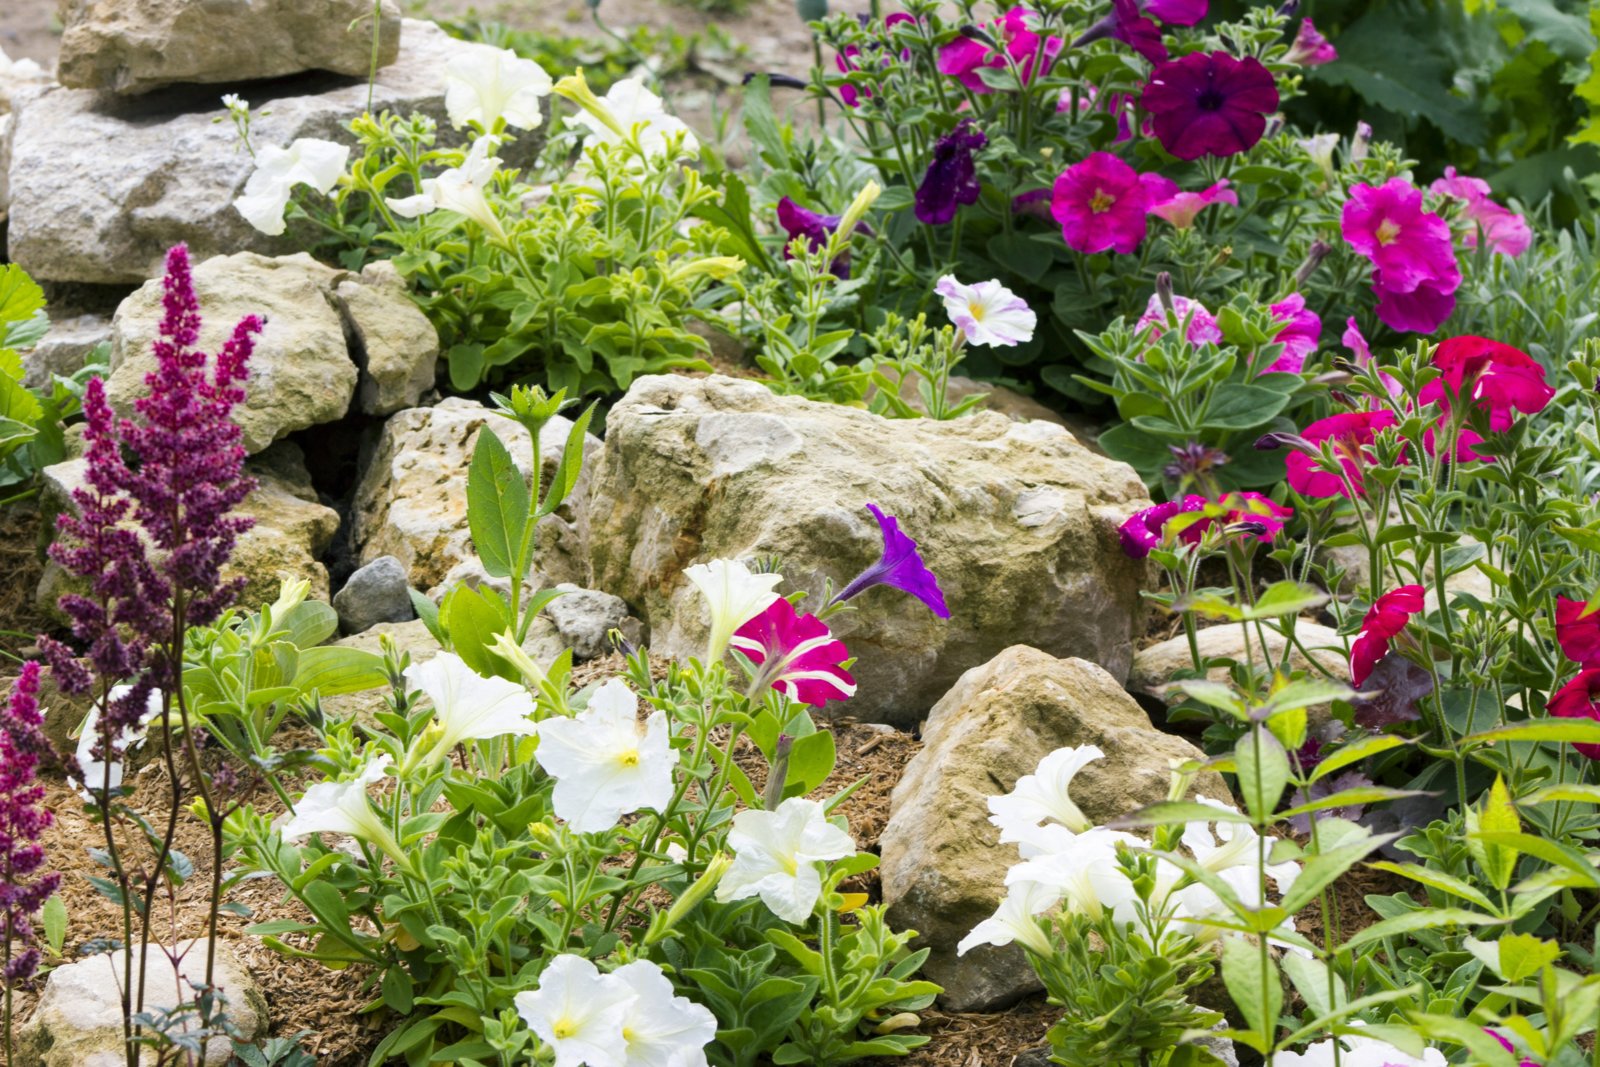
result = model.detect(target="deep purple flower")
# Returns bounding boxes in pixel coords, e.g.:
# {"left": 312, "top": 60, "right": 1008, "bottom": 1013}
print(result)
{"left": 777, "top": 197, "right": 872, "bottom": 279}
{"left": 1141, "top": 51, "right": 1280, "bottom": 160}
{"left": 834, "top": 503, "right": 949, "bottom": 617}
{"left": 915, "top": 121, "right": 987, "bottom": 225}
{"left": 1146, "top": 0, "right": 1207, "bottom": 25}
{"left": 1073, "top": 0, "right": 1168, "bottom": 64}
{"left": 1, "top": 663, "right": 61, "bottom": 985}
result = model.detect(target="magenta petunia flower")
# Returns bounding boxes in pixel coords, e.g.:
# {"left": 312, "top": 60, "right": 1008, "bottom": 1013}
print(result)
{"left": 1146, "top": 0, "right": 1207, "bottom": 26}
{"left": 1343, "top": 317, "right": 1402, "bottom": 397}
{"left": 1557, "top": 597, "right": 1600, "bottom": 668}
{"left": 1147, "top": 178, "right": 1237, "bottom": 229}
{"left": 1430, "top": 167, "right": 1531, "bottom": 258}
{"left": 1284, "top": 410, "right": 1398, "bottom": 499}
{"left": 1419, "top": 335, "right": 1554, "bottom": 428}
{"left": 1549, "top": 670, "right": 1600, "bottom": 760}
{"left": 835, "top": 12, "right": 916, "bottom": 107}
{"left": 1117, "top": 495, "right": 1207, "bottom": 558}
{"left": 938, "top": 7, "right": 1063, "bottom": 93}
{"left": 835, "top": 503, "right": 950, "bottom": 617}
{"left": 1141, "top": 51, "right": 1279, "bottom": 161}
{"left": 1073, "top": 0, "right": 1168, "bottom": 64}
{"left": 1137, "top": 293, "right": 1222, "bottom": 345}
{"left": 1350, "top": 585, "right": 1425, "bottom": 687}
{"left": 732, "top": 597, "right": 856, "bottom": 707}
{"left": 777, "top": 197, "right": 871, "bottom": 279}
{"left": 1265, "top": 293, "right": 1321, "bottom": 374}
{"left": 1217, "top": 491, "right": 1293, "bottom": 542}
{"left": 1374, "top": 278, "right": 1457, "bottom": 334}
{"left": 1051, "top": 151, "right": 1167, "bottom": 254}
{"left": 916, "top": 121, "right": 988, "bottom": 225}
{"left": 1342, "top": 178, "right": 1462, "bottom": 333}
{"left": 1284, "top": 18, "right": 1338, "bottom": 66}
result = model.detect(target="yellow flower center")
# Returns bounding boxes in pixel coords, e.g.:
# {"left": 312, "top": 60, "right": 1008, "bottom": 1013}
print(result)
{"left": 617, "top": 748, "right": 640, "bottom": 768}
{"left": 1375, "top": 217, "right": 1401, "bottom": 245}
{"left": 553, "top": 1019, "right": 577, "bottom": 1040}
{"left": 969, "top": 302, "right": 986, "bottom": 322}
{"left": 1090, "top": 188, "right": 1116, "bottom": 214}
{"left": 782, "top": 853, "right": 799, "bottom": 875}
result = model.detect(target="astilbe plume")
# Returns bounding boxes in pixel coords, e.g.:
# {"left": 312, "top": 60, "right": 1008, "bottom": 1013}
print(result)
{"left": 0, "top": 662, "right": 61, "bottom": 984}
{"left": 42, "top": 244, "right": 259, "bottom": 704}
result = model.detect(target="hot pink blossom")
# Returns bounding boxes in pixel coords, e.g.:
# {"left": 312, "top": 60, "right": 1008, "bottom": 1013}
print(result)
{"left": 1265, "top": 293, "right": 1321, "bottom": 374}
{"left": 1284, "top": 410, "right": 1398, "bottom": 499}
{"left": 731, "top": 598, "right": 857, "bottom": 707}
{"left": 1284, "top": 19, "right": 1337, "bottom": 66}
{"left": 1549, "top": 670, "right": 1600, "bottom": 760}
{"left": 1051, "top": 152, "right": 1167, "bottom": 254}
{"left": 1137, "top": 293, "right": 1222, "bottom": 345}
{"left": 1343, "top": 317, "right": 1402, "bottom": 397}
{"left": 1218, "top": 491, "right": 1293, "bottom": 542}
{"left": 1419, "top": 335, "right": 1554, "bottom": 427}
{"left": 1557, "top": 597, "right": 1600, "bottom": 668}
{"left": 938, "top": 7, "right": 1063, "bottom": 93}
{"left": 1342, "top": 178, "right": 1461, "bottom": 334}
{"left": 1430, "top": 167, "right": 1531, "bottom": 258}
{"left": 1350, "top": 585, "right": 1425, "bottom": 687}
{"left": 1147, "top": 179, "right": 1237, "bottom": 229}
{"left": 835, "top": 12, "right": 915, "bottom": 108}
{"left": 1118, "top": 495, "right": 1206, "bottom": 558}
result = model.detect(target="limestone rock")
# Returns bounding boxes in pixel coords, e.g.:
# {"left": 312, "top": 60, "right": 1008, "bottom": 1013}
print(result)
{"left": 7, "top": 20, "right": 476, "bottom": 284}
{"left": 21, "top": 313, "right": 112, "bottom": 390}
{"left": 878, "top": 646, "right": 1227, "bottom": 1011}
{"left": 15, "top": 938, "right": 265, "bottom": 1066}
{"left": 333, "top": 554, "right": 415, "bottom": 635}
{"left": 107, "top": 252, "right": 356, "bottom": 453}
{"left": 352, "top": 398, "right": 599, "bottom": 597}
{"left": 584, "top": 375, "right": 1151, "bottom": 727}
{"left": 0, "top": 45, "right": 50, "bottom": 116}
{"left": 56, "top": 0, "right": 400, "bottom": 95}
{"left": 546, "top": 584, "right": 644, "bottom": 660}
{"left": 332, "top": 262, "right": 440, "bottom": 415}
{"left": 1129, "top": 621, "right": 1348, "bottom": 695}
{"left": 38, "top": 442, "right": 340, "bottom": 615}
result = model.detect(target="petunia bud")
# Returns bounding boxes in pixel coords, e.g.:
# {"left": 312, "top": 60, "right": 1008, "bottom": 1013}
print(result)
{"left": 646, "top": 852, "right": 733, "bottom": 945}
{"left": 1155, "top": 271, "right": 1176, "bottom": 321}
{"left": 764, "top": 734, "right": 794, "bottom": 811}
{"left": 1350, "top": 120, "right": 1373, "bottom": 163}
{"left": 1255, "top": 431, "right": 1311, "bottom": 452}
{"left": 957, "top": 23, "right": 1000, "bottom": 50}
{"left": 1295, "top": 239, "right": 1333, "bottom": 286}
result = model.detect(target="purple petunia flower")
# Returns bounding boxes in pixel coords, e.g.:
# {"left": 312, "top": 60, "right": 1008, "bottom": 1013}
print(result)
{"left": 776, "top": 197, "right": 873, "bottom": 279}
{"left": 834, "top": 503, "right": 950, "bottom": 617}
{"left": 915, "top": 121, "right": 988, "bottom": 225}
{"left": 1073, "top": 0, "right": 1169, "bottom": 64}
{"left": 1141, "top": 51, "right": 1279, "bottom": 160}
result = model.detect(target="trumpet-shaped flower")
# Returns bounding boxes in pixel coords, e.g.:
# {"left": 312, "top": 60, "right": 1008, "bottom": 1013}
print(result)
{"left": 1071, "top": 0, "right": 1167, "bottom": 65}
{"left": 611, "top": 960, "right": 718, "bottom": 1067}
{"left": 1431, "top": 167, "right": 1530, "bottom": 258}
{"left": 1284, "top": 410, "right": 1399, "bottom": 499}
{"left": 956, "top": 878, "right": 1060, "bottom": 957}
{"left": 1117, "top": 495, "right": 1206, "bottom": 559}
{"left": 1284, "top": 19, "right": 1338, "bottom": 66}
{"left": 1180, "top": 796, "right": 1301, "bottom": 895}
{"left": 1275, "top": 1026, "right": 1448, "bottom": 1067}
{"left": 731, "top": 598, "right": 856, "bottom": 707}
{"left": 1003, "top": 827, "right": 1145, "bottom": 920}
{"left": 1147, "top": 179, "right": 1237, "bottom": 229}
{"left": 934, "top": 276, "right": 1037, "bottom": 347}
{"left": 988, "top": 745, "right": 1103, "bottom": 848}
{"left": 717, "top": 797, "right": 855, "bottom": 922}
{"left": 1136, "top": 293, "right": 1222, "bottom": 345}
{"left": 386, "top": 136, "right": 508, "bottom": 243}
{"left": 403, "top": 652, "right": 538, "bottom": 770}
{"left": 1548, "top": 669, "right": 1600, "bottom": 760}
{"left": 938, "top": 7, "right": 1062, "bottom": 93}
{"left": 1266, "top": 294, "right": 1322, "bottom": 374}
{"left": 1141, "top": 52, "right": 1279, "bottom": 160}
{"left": 1342, "top": 178, "right": 1461, "bottom": 333}
{"left": 568, "top": 77, "right": 699, "bottom": 160}
{"left": 684, "top": 558, "right": 784, "bottom": 663}
{"left": 834, "top": 503, "right": 949, "bottom": 618}
{"left": 1419, "top": 335, "right": 1553, "bottom": 427}
{"left": 278, "top": 754, "right": 407, "bottom": 867}
{"left": 535, "top": 678, "right": 678, "bottom": 833}
{"left": 515, "top": 955, "right": 635, "bottom": 1067}
{"left": 72, "top": 685, "right": 162, "bottom": 801}
{"left": 446, "top": 46, "right": 552, "bottom": 131}
{"left": 233, "top": 137, "right": 349, "bottom": 236}
{"left": 1350, "top": 585, "right": 1425, "bottom": 687}
{"left": 1051, "top": 151, "right": 1165, "bottom": 255}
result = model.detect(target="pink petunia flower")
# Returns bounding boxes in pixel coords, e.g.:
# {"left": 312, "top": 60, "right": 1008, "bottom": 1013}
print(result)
{"left": 1557, "top": 597, "right": 1600, "bottom": 668}
{"left": 836, "top": 13, "right": 916, "bottom": 107}
{"left": 1284, "top": 18, "right": 1338, "bottom": 66}
{"left": 1549, "top": 670, "right": 1600, "bottom": 760}
{"left": 1284, "top": 409, "right": 1398, "bottom": 499}
{"left": 1147, "top": 179, "right": 1238, "bottom": 229}
{"left": 1430, "top": 167, "right": 1531, "bottom": 258}
{"left": 1117, "top": 495, "right": 1207, "bottom": 558}
{"left": 1218, "top": 491, "right": 1293, "bottom": 542}
{"left": 1342, "top": 317, "right": 1403, "bottom": 397}
{"left": 1342, "top": 178, "right": 1462, "bottom": 334}
{"left": 938, "top": 7, "right": 1063, "bottom": 94}
{"left": 1051, "top": 151, "right": 1168, "bottom": 254}
{"left": 1265, "top": 293, "right": 1321, "bottom": 374}
{"left": 1141, "top": 51, "right": 1279, "bottom": 161}
{"left": 1137, "top": 293, "right": 1222, "bottom": 345}
{"left": 731, "top": 597, "right": 857, "bottom": 707}
{"left": 1350, "top": 585, "right": 1425, "bottom": 687}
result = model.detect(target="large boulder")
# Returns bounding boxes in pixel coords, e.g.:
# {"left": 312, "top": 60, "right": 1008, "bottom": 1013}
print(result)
{"left": 584, "top": 375, "right": 1151, "bottom": 727}
{"left": 107, "top": 252, "right": 356, "bottom": 453}
{"left": 21, "top": 313, "right": 112, "bottom": 390}
{"left": 878, "top": 646, "right": 1227, "bottom": 1012}
{"left": 352, "top": 398, "right": 600, "bottom": 598}
{"left": 333, "top": 261, "right": 440, "bottom": 416}
{"left": 6, "top": 19, "right": 472, "bottom": 284}
{"left": 15, "top": 938, "right": 265, "bottom": 1066}
{"left": 56, "top": 0, "right": 401, "bottom": 95}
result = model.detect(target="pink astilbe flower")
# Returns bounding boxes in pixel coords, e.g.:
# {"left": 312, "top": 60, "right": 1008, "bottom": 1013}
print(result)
{"left": 731, "top": 598, "right": 857, "bottom": 707}
{"left": 43, "top": 244, "right": 259, "bottom": 701}
{"left": 1052, "top": 152, "right": 1167, "bottom": 254}
{"left": 1266, "top": 293, "right": 1321, "bottom": 374}
{"left": 1137, "top": 293, "right": 1222, "bottom": 345}
{"left": 0, "top": 663, "right": 60, "bottom": 984}
{"left": 1341, "top": 178, "right": 1462, "bottom": 334}
{"left": 1141, "top": 52, "right": 1279, "bottom": 161}
{"left": 1430, "top": 167, "right": 1531, "bottom": 258}
{"left": 1350, "top": 585, "right": 1425, "bottom": 687}
{"left": 1284, "top": 410, "right": 1398, "bottom": 499}
{"left": 938, "top": 7, "right": 1062, "bottom": 93}
{"left": 1147, "top": 179, "right": 1238, "bottom": 229}
{"left": 1284, "top": 19, "right": 1337, "bottom": 66}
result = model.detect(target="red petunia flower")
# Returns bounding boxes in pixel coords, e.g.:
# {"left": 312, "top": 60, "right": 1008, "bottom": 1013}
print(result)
{"left": 1549, "top": 669, "right": 1600, "bottom": 760}
{"left": 1350, "top": 585, "right": 1425, "bottom": 687}
{"left": 1284, "top": 410, "right": 1398, "bottom": 499}
{"left": 1557, "top": 597, "right": 1600, "bottom": 667}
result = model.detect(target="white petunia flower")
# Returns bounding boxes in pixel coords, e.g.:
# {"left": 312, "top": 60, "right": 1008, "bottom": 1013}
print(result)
{"left": 1181, "top": 795, "right": 1301, "bottom": 896}
{"left": 534, "top": 678, "right": 678, "bottom": 833}
{"left": 233, "top": 137, "right": 349, "bottom": 236}
{"left": 277, "top": 753, "right": 408, "bottom": 868}
{"left": 515, "top": 955, "right": 634, "bottom": 1067}
{"left": 1274, "top": 1023, "right": 1448, "bottom": 1067}
{"left": 611, "top": 960, "right": 718, "bottom": 1067}
{"left": 570, "top": 77, "right": 700, "bottom": 161}
{"left": 72, "top": 685, "right": 162, "bottom": 802}
{"left": 1299, "top": 132, "right": 1340, "bottom": 181}
{"left": 446, "top": 46, "right": 553, "bottom": 131}
{"left": 956, "top": 878, "right": 1060, "bottom": 958}
{"left": 386, "top": 136, "right": 508, "bottom": 244}
{"left": 402, "top": 651, "right": 539, "bottom": 771}
{"left": 934, "top": 276, "right": 1037, "bottom": 348}
{"left": 683, "top": 558, "right": 783, "bottom": 663}
{"left": 1003, "top": 826, "right": 1144, "bottom": 922}
{"left": 988, "top": 744, "right": 1103, "bottom": 850}
{"left": 716, "top": 797, "right": 855, "bottom": 923}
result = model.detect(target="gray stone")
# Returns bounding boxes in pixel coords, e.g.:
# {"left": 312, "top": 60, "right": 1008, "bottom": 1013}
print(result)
{"left": 21, "top": 313, "right": 113, "bottom": 390}
{"left": 56, "top": 0, "right": 400, "bottom": 95}
{"left": 546, "top": 583, "right": 644, "bottom": 660}
{"left": 1129, "top": 621, "right": 1348, "bottom": 696}
{"left": 106, "top": 252, "right": 356, "bottom": 453}
{"left": 583, "top": 374, "right": 1152, "bottom": 727}
{"left": 332, "top": 261, "right": 440, "bottom": 415}
{"left": 878, "top": 646, "right": 1226, "bottom": 1012}
{"left": 15, "top": 938, "right": 265, "bottom": 1067}
{"left": 333, "top": 554, "right": 415, "bottom": 635}
{"left": 7, "top": 20, "right": 479, "bottom": 284}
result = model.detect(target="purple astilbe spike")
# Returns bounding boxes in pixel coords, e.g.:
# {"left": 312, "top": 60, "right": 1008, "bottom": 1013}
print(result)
{"left": 1, "top": 662, "right": 61, "bottom": 985}
{"left": 833, "top": 503, "right": 950, "bottom": 618}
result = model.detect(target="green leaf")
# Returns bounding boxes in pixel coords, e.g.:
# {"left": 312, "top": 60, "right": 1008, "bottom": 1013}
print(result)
{"left": 1281, "top": 953, "right": 1343, "bottom": 1020}
{"left": 1366, "top": 861, "right": 1497, "bottom": 912}
{"left": 1245, "top": 581, "right": 1329, "bottom": 620}
{"left": 1466, "top": 931, "right": 1561, "bottom": 983}
{"left": 276, "top": 599, "right": 338, "bottom": 650}
{"left": 1108, "top": 801, "right": 1255, "bottom": 831}
{"left": 1235, "top": 730, "right": 1290, "bottom": 822}
{"left": 291, "top": 646, "right": 390, "bottom": 697}
{"left": 1341, "top": 907, "right": 1505, "bottom": 951}
{"left": 1201, "top": 384, "right": 1290, "bottom": 431}
{"left": 781, "top": 730, "right": 836, "bottom": 799}
{"left": 1221, "top": 936, "right": 1282, "bottom": 1038}
{"left": 1281, "top": 831, "right": 1397, "bottom": 913}
{"left": 536, "top": 400, "right": 597, "bottom": 519}
{"left": 1472, "top": 830, "right": 1600, "bottom": 889}
{"left": 1309, "top": 735, "right": 1409, "bottom": 783}
{"left": 467, "top": 427, "right": 530, "bottom": 580}
{"left": 1464, "top": 720, "right": 1600, "bottom": 747}
{"left": 41, "top": 893, "right": 67, "bottom": 955}
{"left": 987, "top": 232, "right": 1054, "bottom": 285}
{"left": 438, "top": 584, "right": 514, "bottom": 679}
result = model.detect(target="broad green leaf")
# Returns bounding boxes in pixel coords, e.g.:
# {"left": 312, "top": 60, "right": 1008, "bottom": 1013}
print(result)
{"left": 41, "top": 893, "right": 67, "bottom": 954}
{"left": 467, "top": 427, "right": 529, "bottom": 579}
{"left": 1282, "top": 831, "right": 1397, "bottom": 913}
{"left": 1235, "top": 729, "right": 1290, "bottom": 822}
{"left": 1221, "top": 936, "right": 1282, "bottom": 1038}
{"left": 1107, "top": 801, "right": 1255, "bottom": 831}
{"left": 536, "top": 399, "right": 597, "bottom": 518}
{"left": 1245, "top": 581, "right": 1328, "bottom": 620}
{"left": 1309, "top": 735, "right": 1409, "bottom": 783}
{"left": 277, "top": 598, "right": 338, "bottom": 650}
{"left": 1465, "top": 720, "right": 1600, "bottom": 747}
{"left": 1367, "top": 861, "right": 1497, "bottom": 912}
{"left": 1465, "top": 932, "right": 1561, "bottom": 983}
{"left": 1474, "top": 776, "right": 1520, "bottom": 891}
{"left": 291, "top": 646, "right": 389, "bottom": 697}
{"left": 1341, "top": 908, "right": 1506, "bottom": 951}
{"left": 1281, "top": 953, "right": 1344, "bottom": 1020}
{"left": 1472, "top": 830, "right": 1600, "bottom": 889}
{"left": 439, "top": 584, "right": 514, "bottom": 679}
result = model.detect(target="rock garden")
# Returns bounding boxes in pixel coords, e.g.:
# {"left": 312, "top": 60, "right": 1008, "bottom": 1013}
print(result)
{"left": 3, "top": 1, "right": 1600, "bottom": 1066}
